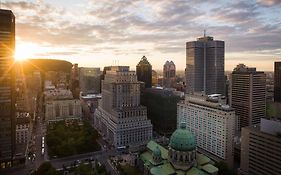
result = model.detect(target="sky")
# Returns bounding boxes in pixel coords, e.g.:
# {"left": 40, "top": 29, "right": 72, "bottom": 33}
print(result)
{"left": 2, "top": 0, "right": 281, "bottom": 71}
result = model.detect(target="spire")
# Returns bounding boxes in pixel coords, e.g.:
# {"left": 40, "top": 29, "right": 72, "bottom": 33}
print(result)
{"left": 204, "top": 29, "right": 206, "bottom": 37}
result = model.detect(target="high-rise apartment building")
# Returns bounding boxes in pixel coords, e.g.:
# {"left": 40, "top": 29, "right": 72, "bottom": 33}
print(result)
{"left": 0, "top": 9, "right": 16, "bottom": 169}
{"left": 240, "top": 118, "right": 281, "bottom": 175}
{"left": 136, "top": 56, "right": 152, "bottom": 88}
{"left": 186, "top": 35, "right": 225, "bottom": 95}
{"left": 230, "top": 64, "right": 266, "bottom": 130}
{"left": 163, "top": 61, "right": 176, "bottom": 88}
{"left": 274, "top": 61, "right": 281, "bottom": 102}
{"left": 94, "top": 66, "right": 152, "bottom": 147}
{"left": 177, "top": 94, "right": 236, "bottom": 167}
{"left": 79, "top": 67, "right": 101, "bottom": 94}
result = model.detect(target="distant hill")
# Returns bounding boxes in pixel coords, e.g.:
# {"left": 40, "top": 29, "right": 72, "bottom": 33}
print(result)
{"left": 15, "top": 59, "right": 72, "bottom": 74}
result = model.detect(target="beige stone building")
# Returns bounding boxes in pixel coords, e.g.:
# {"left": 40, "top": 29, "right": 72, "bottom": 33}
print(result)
{"left": 94, "top": 66, "right": 152, "bottom": 147}
{"left": 44, "top": 89, "right": 82, "bottom": 123}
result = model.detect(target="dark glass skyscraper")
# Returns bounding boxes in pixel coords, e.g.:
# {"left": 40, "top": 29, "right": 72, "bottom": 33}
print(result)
{"left": 136, "top": 56, "right": 152, "bottom": 88}
{"left": 186, "top": 35, "right": 225, "bottom": 95}
{"left": 274, "top": 62, "right": 281, "bottom": 102}
{"left": 0, "top": 9, "right": 16, "bottom": 169}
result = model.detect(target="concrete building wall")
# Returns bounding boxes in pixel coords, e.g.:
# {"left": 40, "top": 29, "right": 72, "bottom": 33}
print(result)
{"left": 240, "top": 124, "right": 281, "bottom": 175}
{"left": 177, "top": 94, "right": 236, "bottom": 168}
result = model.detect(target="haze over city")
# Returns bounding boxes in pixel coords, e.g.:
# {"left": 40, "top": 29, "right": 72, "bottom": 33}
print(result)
{"left": 2, "top": 0, "right": 281, "bottom": 71}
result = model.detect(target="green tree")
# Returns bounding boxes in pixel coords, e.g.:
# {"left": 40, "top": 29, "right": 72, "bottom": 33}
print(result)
{"left": 32, "top": 162, "right": 61, "bottom": 175}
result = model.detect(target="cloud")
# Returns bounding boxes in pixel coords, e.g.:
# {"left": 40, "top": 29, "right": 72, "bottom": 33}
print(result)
{"left": 1, "top": 0, "right": 281, "bottom": 70}
{"left": 257, "top": 0, "right": 281, "bottom": 6}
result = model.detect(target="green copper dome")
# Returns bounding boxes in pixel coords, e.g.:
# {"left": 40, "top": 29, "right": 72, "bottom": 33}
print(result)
{"left": 153, "top": 146, "right": 161, "bottom": 157}
{"left": 169, "top": 122, "right": 196, "bottom": 151}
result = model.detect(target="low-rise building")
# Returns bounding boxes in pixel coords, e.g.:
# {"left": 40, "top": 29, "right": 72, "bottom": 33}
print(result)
{"left": 44, "top": 89, "right": 82, "bottom": 124}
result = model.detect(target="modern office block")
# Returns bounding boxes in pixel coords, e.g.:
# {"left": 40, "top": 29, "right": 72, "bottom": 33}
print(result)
{"left": 94, "top": 66, "right": 152, "bottom": 147}
{"left": 274, "top": 62, "right": 281, "bottom": 102}
{"left": 0, "top": 9, "right": 16, "bottom": 169}
{"left": 177, "top": 94, "right": 236, "bottom": 167}
{"left": 186, "top": 35, "right": 225, "bottom": 95}
{"left": 240, "top": 118, "right": 281, "bottom": 175}
{"left": 230, "top": 64, "right": 266, "bottom": 130}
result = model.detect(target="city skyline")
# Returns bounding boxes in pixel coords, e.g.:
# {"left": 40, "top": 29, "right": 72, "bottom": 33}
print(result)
{"left": 1, "top": 0, "right": 281, "bottom": 71}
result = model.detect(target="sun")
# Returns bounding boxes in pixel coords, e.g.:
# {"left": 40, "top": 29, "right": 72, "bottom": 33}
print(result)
{"left": 14, "top": 43, "right": 40, "bottom": 61}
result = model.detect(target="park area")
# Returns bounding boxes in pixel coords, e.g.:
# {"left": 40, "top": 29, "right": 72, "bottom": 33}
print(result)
{"left": 46, "top": 121, "right": 101, "bottom": 158}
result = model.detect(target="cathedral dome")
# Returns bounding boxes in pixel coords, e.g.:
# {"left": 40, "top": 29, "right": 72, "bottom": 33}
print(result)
{"left": 169, "top": 123, "right": 196, "bottom": 151}
{"left": 153, "top": 146, "right": 161, "bottom": 157}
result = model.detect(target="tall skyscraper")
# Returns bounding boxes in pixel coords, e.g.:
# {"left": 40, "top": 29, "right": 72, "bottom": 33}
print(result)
{"left": 230, "top": 64, "right": 266, "bottom": 131}
{"left": 240, "top": 118, "right": 281, "bottom": 175}
{"left": 94, "top": 66, "right": 152, "bottom": 147}
{"left": 0, "top": 9, "right": 16, "bottom": 169}
{"left": 136, "top": 56, "right": 152, "bottom": 88}
{"left": 274, "top": 61, "right": 281, "bottom": 102}
{"left": 177, "top": 94, "right": 236, "bottom": 168}
{"left": 163, "top": 60, "right": 176, "bottom": 88}
{"left": 186, "top": 35, "right": 225, "bottom": 95}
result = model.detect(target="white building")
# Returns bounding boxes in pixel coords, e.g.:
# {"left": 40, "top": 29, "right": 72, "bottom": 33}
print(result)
{"left": 177, "top": 94, "right": 236, "bottom": 168}
{"left": 94, "top": 66, "right": 153, "bottom": 147}
{"left": 44, "top": 89, "right": 82, "bottom": 123}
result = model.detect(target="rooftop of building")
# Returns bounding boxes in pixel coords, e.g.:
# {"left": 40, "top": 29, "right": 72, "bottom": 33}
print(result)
{"left": 140, "top": 140, "right": 218, "bottom": 175}
{"left": 80, "top": 93, "right": 102, "bottom": 99}
{"left": 137, "top": 56, "right": 151, "bottom": 66}
{"left": 245, "top": 118, "right": 281, "bottom": 138}
{"left": 16, "top": 112, "right": 30, "bottom": 124}
{"left": 44, "top": 88, "right": 73, "bottom": 100}
{"left": 0, "top": 9, "right": 14, "bottom": 14}
{"left": 184, "top": 93, "right": 234, "bottom": 112}
{"left": 232, "top": 64, "right": 264, "bottom": 74}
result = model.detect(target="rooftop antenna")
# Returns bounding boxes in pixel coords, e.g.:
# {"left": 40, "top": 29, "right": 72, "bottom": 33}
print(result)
{"left": 204, "top": 29, "right": 206, "bottom": 37}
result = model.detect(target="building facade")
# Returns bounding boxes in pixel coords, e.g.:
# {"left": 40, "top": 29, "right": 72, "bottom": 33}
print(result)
{"left": 94, "top": 66, "right": 152, "bottom": 147}
{"left": 240, "top": 118, "right": 281, "bottom": 175}
{"left": 44, "top": 89, "right": 82, "bottom": 123}
{"left": 274, "top": 61, "right": 281, "bottom": 102}
{"left": 163, "top": 61, "right": 176, "bottom": 88}
{"left": 136, "top": 56, "right": 152, "bottom": 88}
{"left": 15, "top": 112, "right": 31, "bottom": 145}
{"left": 141, "top": 88, "right": 182, "bottom": 135}
{"left": 177, "top": 94, "right": 236, "bottom": 167}
{"left": 186, "top": 35, "right": 225, "bottom": 95}
{"left": 230, "top": 64, "right": 266, "bottom": 130}
{"left": 0, "top": 9, "right": 16, "bottom": 169}
{"left": 79, "top": 67, "right": 101, "bottom": 94}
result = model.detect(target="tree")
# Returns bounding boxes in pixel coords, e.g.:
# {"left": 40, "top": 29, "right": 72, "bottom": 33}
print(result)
{"left": 32, "top": 162, "right": 61, "bottom": 175}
